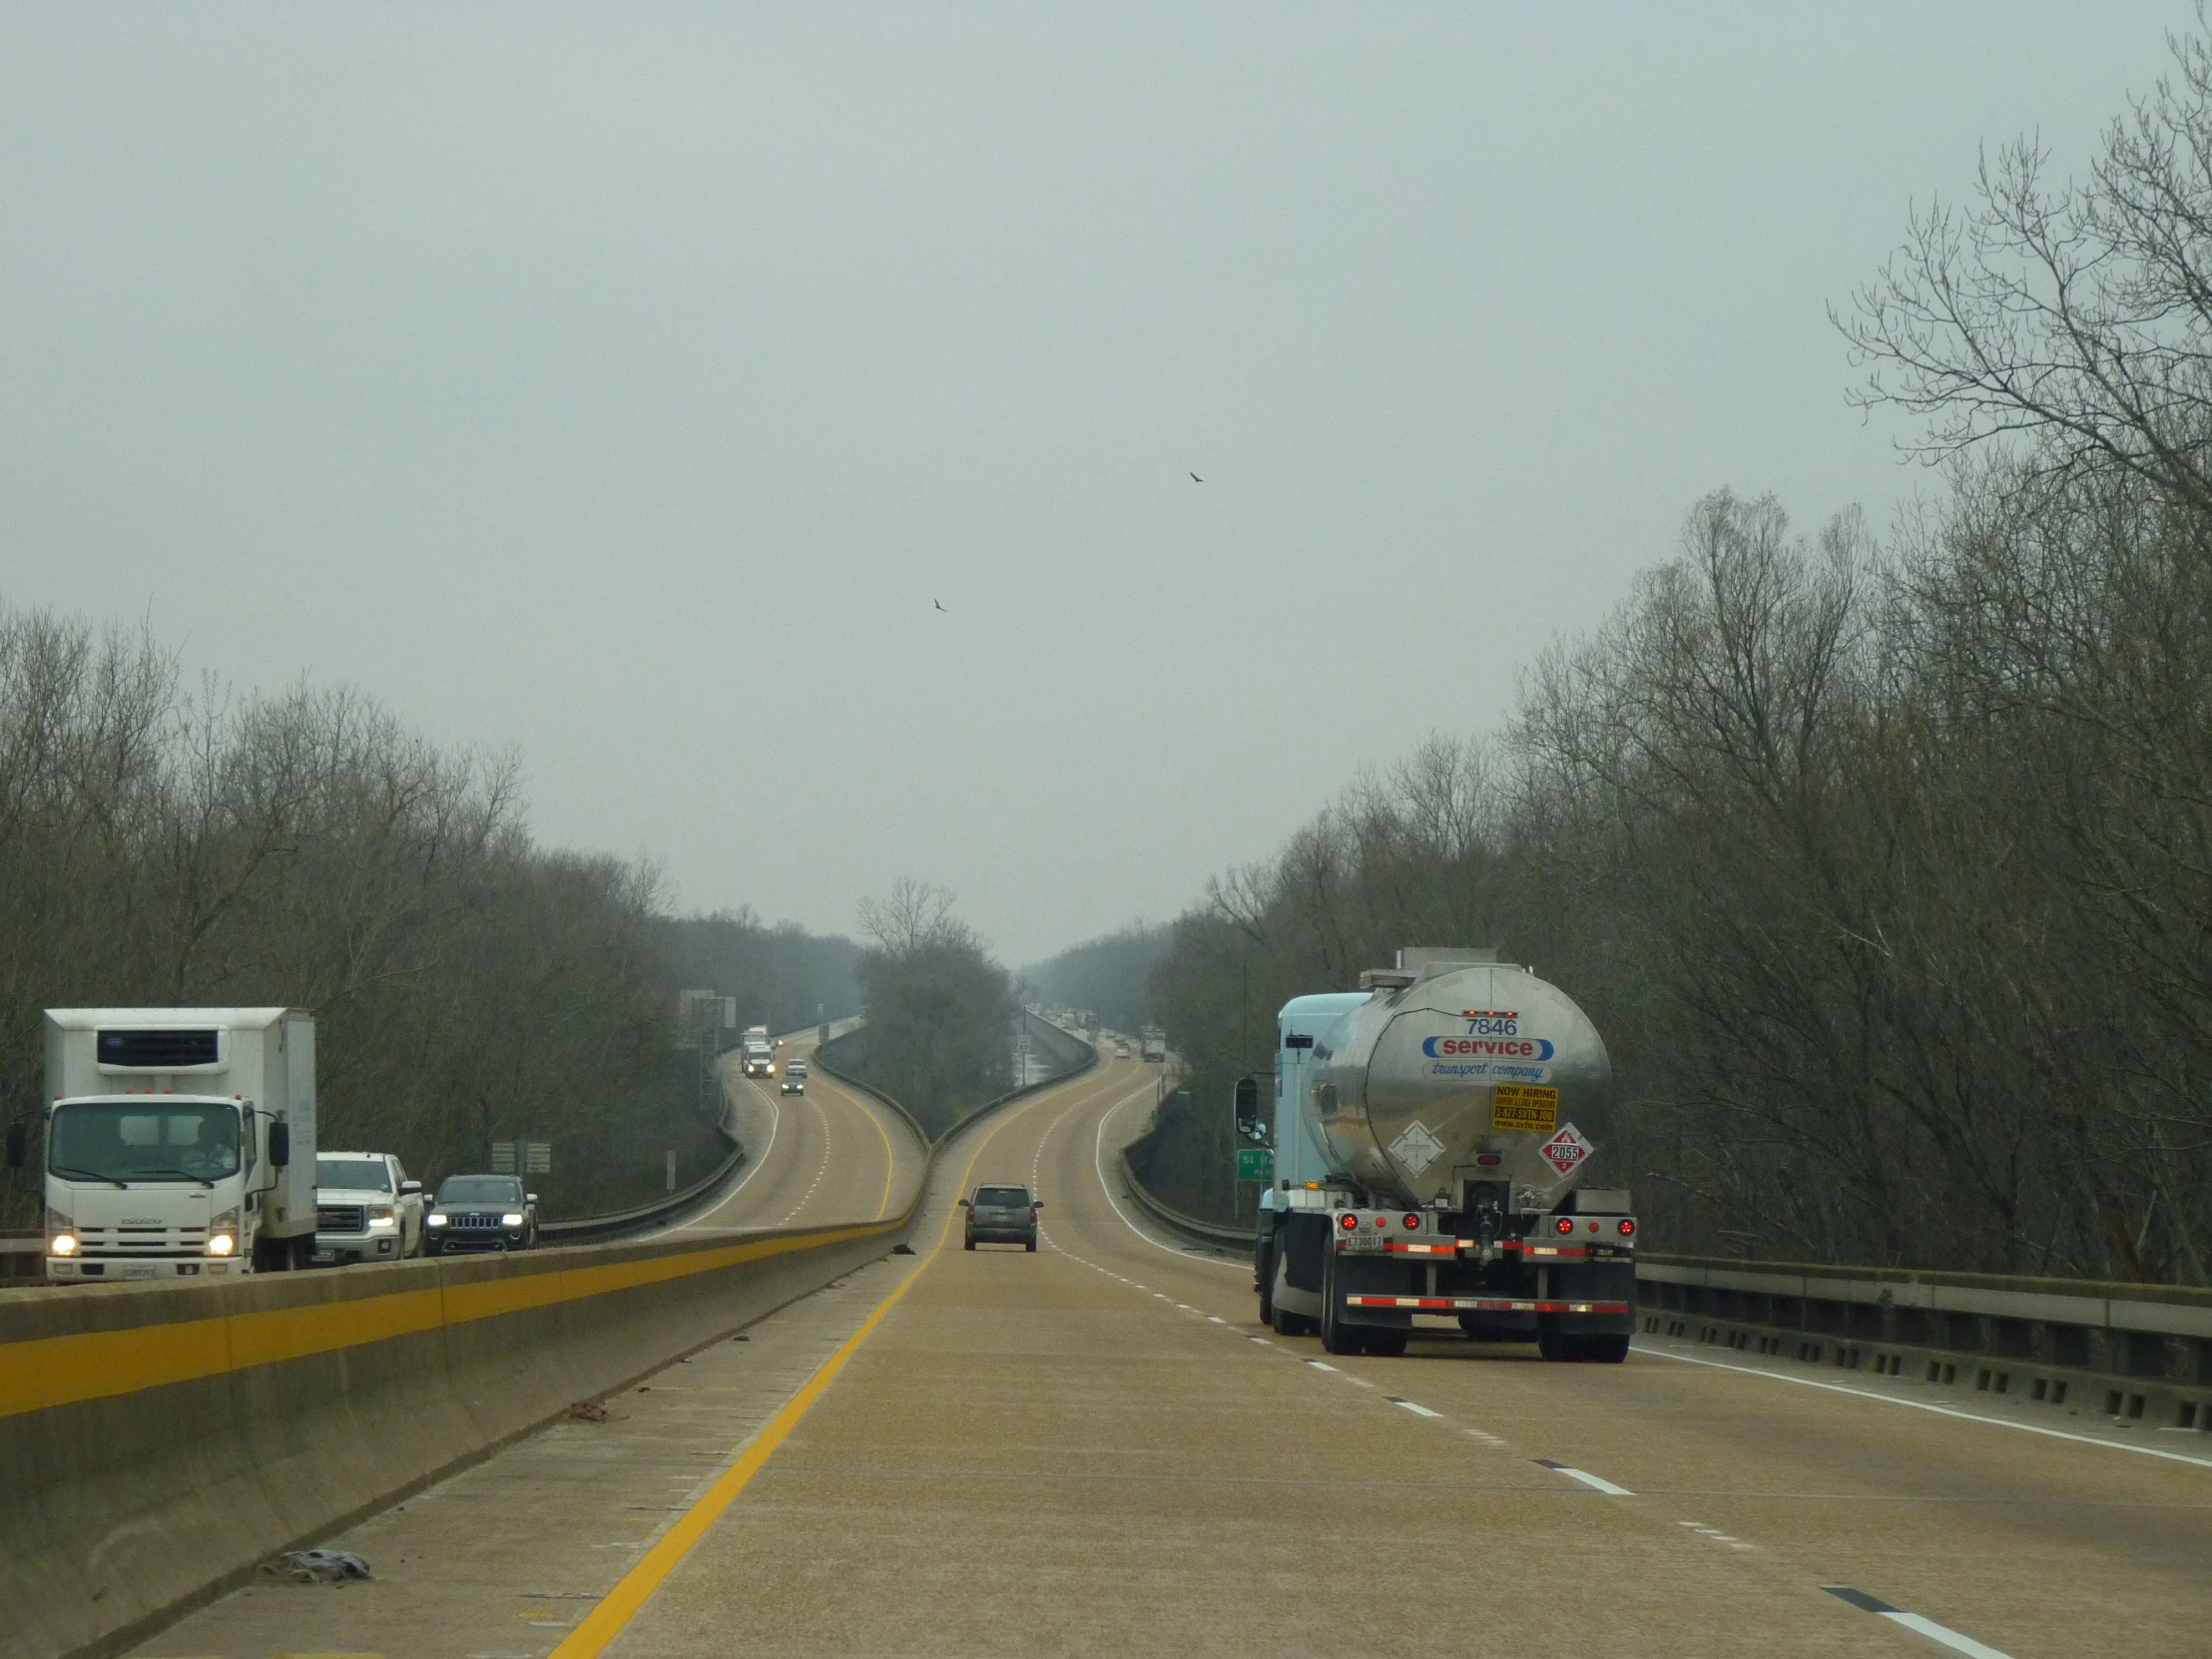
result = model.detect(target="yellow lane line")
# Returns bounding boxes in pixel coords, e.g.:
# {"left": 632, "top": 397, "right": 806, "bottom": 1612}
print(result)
{"left": 546, "top": 1075, "right": 1080, "bottom": 1659}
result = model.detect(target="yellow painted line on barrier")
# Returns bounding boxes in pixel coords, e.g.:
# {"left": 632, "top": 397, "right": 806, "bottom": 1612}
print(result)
{"left": 547, "top": 1081, "right": 1070, "bottom": 1659}
{"left": 0, "top": 1222, "right": 896, "bottom": 1419}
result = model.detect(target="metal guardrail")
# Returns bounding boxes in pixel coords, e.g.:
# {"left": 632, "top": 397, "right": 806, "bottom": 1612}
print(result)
{"left": 1114, "top": 1148, "right": 1257, "bottom": 1249}
{"left": 543, "top": 1018, "right": 858, "bottom": 1243}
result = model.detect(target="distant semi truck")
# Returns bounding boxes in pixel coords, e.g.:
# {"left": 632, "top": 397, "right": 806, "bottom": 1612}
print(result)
{"left": 1245, "top": 949, "right": 1634, "bottom": 1362}
{"left": 1140, "top": 1027, "right": 1167, "bottom": 1063}
{"left": 8, "top": 1007, "right": 320, "bottom": 1282}
{"left": 742, "top": 1025, "right": 775, "bottom": 1077}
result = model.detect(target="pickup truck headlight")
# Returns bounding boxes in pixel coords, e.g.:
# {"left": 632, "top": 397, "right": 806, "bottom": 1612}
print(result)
{"left": 366, "top": 1207, "right": 396, "bottom": 1228}
{"left": 426, "top": 1212, "right": 448, "bottom": 1227}
{"left": 501, "top": 1212, "right": 524, "bottom": 1227}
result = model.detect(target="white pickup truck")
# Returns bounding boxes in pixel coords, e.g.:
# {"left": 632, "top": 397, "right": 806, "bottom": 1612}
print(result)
{"left": 313, "top": 1151, "right": 426, "bottom": 1264}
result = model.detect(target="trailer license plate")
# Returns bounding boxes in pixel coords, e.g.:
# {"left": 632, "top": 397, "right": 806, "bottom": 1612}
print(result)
{"left": 1342, "top": 1234, "right": 1384, "bottom": 1252}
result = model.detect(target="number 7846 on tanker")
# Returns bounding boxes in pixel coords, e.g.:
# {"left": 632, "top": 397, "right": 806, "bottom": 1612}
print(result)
{"left": 1238, "top": 948, "right": 1635, "bottom": 1363}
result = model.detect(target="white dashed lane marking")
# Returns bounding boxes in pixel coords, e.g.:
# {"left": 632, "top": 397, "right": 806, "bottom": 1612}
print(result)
{"left": 1532, "top": 1459, "right": 1632, "bottom": 1495}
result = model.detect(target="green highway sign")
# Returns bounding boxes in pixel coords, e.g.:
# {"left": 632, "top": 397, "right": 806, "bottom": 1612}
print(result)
{"left": 1236, "top": 1147, "right": 1275, "bottom": 1183}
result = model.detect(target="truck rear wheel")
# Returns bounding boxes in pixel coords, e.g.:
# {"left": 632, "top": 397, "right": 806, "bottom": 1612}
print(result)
{"left": 1568, "top": 1334, "right": 1630, "bottom": 1364}
{"left": 1320, "top": 1251, "right": 1363, "bottom": 1356}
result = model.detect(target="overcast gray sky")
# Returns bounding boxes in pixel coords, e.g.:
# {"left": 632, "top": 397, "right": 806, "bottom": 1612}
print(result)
{"left": 0, "top": 3, "right": 2192, "bottom": 962}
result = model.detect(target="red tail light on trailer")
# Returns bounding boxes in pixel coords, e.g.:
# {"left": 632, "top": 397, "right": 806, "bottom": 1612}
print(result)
{"left": 1555, "top": 1217, "right": 1574, "bottom": 1235}
{"left": 1402, "top": 1213, "right": 1420, "bottom": 1230}
{"left": 1618, "top": 1219, "right": 1636, "bottom": 1237}
{"left": 1339, "top": 1213, "right": 1359, "bottom": 1231}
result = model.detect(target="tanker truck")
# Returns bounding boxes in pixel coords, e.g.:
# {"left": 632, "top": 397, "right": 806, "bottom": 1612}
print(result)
{"left": 1240, "top": 948, "right": 1634, "bottom": 1362}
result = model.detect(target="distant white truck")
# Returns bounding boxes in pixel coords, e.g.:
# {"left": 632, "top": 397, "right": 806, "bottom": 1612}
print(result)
{"left": 1140, "top": 1027, "right": 1167, "bottom": 1063}
{"left": 6, "top": 1008, "right": 319, "bottom": 1282}
{"left": 313, "top": 1150, "right": 426, "bottom": 1264}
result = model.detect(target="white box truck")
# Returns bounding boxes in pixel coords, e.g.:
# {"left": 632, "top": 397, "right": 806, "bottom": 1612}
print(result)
{"left": 6, "top": 1008, "right": 320, "bottom": 1282}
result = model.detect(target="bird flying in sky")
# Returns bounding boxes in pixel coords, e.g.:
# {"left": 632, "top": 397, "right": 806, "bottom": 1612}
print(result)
{"left": 934, "top": 599, "right": 947, "bottom": 612}
{"left": 1190, "top": 472, "right": 1203, "bottom": 482}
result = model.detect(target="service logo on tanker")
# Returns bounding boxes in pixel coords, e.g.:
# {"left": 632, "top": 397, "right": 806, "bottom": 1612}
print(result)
{"left": 1421, "top": 1035, "right": 1555, "bottom": 1060}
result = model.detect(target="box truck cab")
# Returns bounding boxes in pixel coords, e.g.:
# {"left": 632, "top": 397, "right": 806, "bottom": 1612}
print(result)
{"left": 5, "top": 1008, "right": 319, "bottom": 1283}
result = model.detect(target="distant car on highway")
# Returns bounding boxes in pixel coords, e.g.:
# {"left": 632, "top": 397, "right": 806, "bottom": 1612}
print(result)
{"left": 313, "top": 1151, "right": 425, "bottom": 1264}
{"left": 961, "top": 1184, "right": 1040, "bottom": 1252}
{"left": 423, "top": 1174, "right": 538, "bottom": 1255}
{"left": 780, "top": 1059, "right": 809, "bottom": 1095}
{"left": 1113, "top": 1041, "right": 1131, "bottom": 1059}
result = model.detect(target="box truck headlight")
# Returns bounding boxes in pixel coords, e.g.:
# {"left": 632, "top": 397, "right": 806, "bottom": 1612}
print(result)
{"left": 46, "top": 1207, "right": 77, "bottom": 1255}
{"left": 207, "top": 1232, "right": 238, "bottom": 1257}
{"left": 49, "top": 1232, "right": 78, "bottom": 1256}
{"left": 501, "top": 1211, "right": 524, "bottom": 1227}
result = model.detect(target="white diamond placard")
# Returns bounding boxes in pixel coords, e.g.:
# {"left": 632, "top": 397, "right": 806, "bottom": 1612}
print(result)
{"left": 1388, "top": 1119, "right": 1447, "bottom": 1176}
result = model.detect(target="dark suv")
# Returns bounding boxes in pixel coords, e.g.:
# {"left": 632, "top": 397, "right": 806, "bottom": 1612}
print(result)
{"left": 961, "top": 1184, "right": 1039, "bottom": 1252}
{"left": 423, "top": 1174, "right": 538, "bottom": 1255}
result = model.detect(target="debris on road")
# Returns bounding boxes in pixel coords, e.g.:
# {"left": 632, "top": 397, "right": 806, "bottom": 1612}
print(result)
{"left": 566, "top": 1400, "right": 611, "bottom": 1422}
{"left": 262, "top": 1549, "right": 371, "bottom": 1583}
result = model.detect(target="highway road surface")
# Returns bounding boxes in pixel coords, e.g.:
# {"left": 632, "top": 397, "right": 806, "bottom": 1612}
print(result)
{"left": 131, "top": 1055, "right": 2212, "bottom": 1659}
{"left": 676, "top": 1029, "right": 924, "bottom": 1230}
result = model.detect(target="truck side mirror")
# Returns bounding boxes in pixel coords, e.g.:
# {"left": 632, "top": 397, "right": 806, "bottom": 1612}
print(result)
{"left": 1232, "top": 1077, "right": 1260, "bottom": 1139}
{"left": 4, "top": 1123, "right": 25, "bottom": 1170}
{"left": 399, "top": 1180, "right": 423, "bottom": 1196}
{"left": 269, "top": 1122, "right": 290, "bottom": 1167}
{"left": 526, "top": 1193, "right": 538, "bottom": 1205}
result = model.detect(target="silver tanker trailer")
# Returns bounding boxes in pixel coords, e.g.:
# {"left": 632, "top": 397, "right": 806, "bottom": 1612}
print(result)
{"left": 1237, "top": 948, "right": 1635, "bottom": 1361}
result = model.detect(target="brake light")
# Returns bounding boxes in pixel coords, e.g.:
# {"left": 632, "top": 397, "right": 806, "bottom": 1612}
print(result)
{"left": 1339, "top": 1213, "right": 1359, "bottom": 1231}
{"left": 1618, "top": 1219, "right": 1635, "bottom": 1237}
{"left": 1587, "top": 1221, "right": 1598, "bottom": 1233}
{"left": 1475, "top": 1153, "right": 1502, "bottom": 1167}
{"left": 1555, "top": 1217, "right": 1574, "bottom": 1235}
{"left": 1401, "top": 1213, "right": 1420, "bottom": 1230}
{"left": 1372, "top": 1214, "right": 1388, "bottom": 1229}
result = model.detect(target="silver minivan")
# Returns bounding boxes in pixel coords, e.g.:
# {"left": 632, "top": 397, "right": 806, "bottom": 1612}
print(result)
{"left": 961, "top": 1184, "right": 1039, "bottom": 1251}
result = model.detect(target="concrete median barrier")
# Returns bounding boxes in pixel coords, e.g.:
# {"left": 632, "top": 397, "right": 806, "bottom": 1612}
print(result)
{"left": 0, "top": 1217, "right": 906, "bottom": 1659}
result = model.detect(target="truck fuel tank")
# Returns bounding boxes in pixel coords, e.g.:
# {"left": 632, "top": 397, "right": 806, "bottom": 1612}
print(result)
{"left": 1310, "top": 958, "right": 1612, "bottom": 1211}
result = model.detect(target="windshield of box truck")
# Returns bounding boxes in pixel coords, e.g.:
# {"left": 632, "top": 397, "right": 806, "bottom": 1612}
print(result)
{"left": 49, "top": 1102, "right": 241, "bottom": 1183}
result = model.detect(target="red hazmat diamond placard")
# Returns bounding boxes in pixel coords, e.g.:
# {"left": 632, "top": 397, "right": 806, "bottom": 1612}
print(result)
{"left": 1540, "top": 1124, "right": 1591, "bottom": 1178}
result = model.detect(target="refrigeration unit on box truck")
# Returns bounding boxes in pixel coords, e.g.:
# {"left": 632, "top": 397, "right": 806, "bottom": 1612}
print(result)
{"left": 1242, "top": 949, "right": 1635, "bottom": 1363}
{"left": 4, "top": 1007, "right": 320, "bottom": 1282}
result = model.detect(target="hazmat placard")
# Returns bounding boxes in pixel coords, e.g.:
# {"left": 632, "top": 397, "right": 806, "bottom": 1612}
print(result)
{"left": 1490, "top": 1084, "right": 1559, "bottom": 1133}
{"left": 1539, "top": 1123, "right": 1592, "bottom": 1178}
{"left": 1387, "top": 1119, "right": 1447, "bottom": 1176}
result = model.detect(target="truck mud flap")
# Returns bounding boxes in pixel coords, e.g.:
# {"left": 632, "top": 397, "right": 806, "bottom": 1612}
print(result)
{"left": 1284, "top": 1211, "right": 1328, "bottom": 1293}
